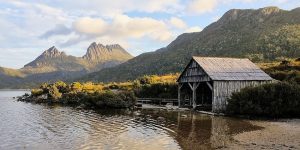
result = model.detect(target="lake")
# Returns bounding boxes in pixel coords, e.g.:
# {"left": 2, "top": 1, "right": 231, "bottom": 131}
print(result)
{"left": 0, "top": 90, "right": 263, "bottom": 150}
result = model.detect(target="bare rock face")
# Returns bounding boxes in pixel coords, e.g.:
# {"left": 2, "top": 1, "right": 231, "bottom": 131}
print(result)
{"left": 24, "top": 46, "right": 68, "bottom": 68}
{"left": 216, "top": 6, "right": 282, "bottom": 25}
{"left": 259, "top": 6, "right": 281, "bottom": 15}
{"left": 83, "top": 42, "right": 132, "bottom": 62}
{"left": 40, "top": 46, "right": 66, "bottom": 58}
{"left": 23, "top": 42, "right": 132, "bottom": 70}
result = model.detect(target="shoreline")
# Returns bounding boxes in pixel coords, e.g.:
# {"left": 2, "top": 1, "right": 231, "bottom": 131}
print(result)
{"left": 0, "top": 89, "right": 30, "bottom": 91}
{"left": 227, "top": 119, "right": 300, "bottom": 149}
{"left": 139, "top": 104, "right": 300, "bottom": 149}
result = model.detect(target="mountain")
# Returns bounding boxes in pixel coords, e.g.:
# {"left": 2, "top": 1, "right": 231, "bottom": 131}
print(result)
{"left": 0, "top": 43, "right": 132, "bottom": 88}
{"left": 83, "top": 7, "right": 300, "bottom": 82}
{"left": 83, "top": 43, "right": 132, "bottom": 62}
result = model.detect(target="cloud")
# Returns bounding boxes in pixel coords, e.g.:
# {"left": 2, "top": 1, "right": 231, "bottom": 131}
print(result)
{"left": 73, "top": 17, "right": 107, "bottom": 35}
{"left": 40, "top": 24, "right": 72, "bottom": 39}
{"left": 187, "top": 0, "right": 218, "bottom": 15}
{"left": 110, "top": 15, "right": 172, "bottom": 41}
{"left": 2, "top": 0, "right": 299, "bottom": 68}
{"left": 169, "top": 17, "right": 187, "bottom": 29}
{"left": 127, "top": 0, "right": 182, "bottom": 13}
{"left": 64, "top": 14, "right": 173, "bottom": 47}
{"left": 43, "top": 0, "right": 181, "bottom": 15}
{"left": 185, "top": 26, "right": 202, "bottom": 33}
{"left": 58, "top": 34, "right": 93, "bottom": 48}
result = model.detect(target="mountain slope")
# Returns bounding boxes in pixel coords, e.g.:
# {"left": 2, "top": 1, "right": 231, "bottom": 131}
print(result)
{"left": 0, "top": 43, "right": 132, "bottom": 88}
{"left": 83, "top": 7, "right": 300, "bottom": 82}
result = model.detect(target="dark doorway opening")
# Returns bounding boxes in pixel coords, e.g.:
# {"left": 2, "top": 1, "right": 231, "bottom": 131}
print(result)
{"left": 196, "top": 82, "right": 212, "bottom": 111}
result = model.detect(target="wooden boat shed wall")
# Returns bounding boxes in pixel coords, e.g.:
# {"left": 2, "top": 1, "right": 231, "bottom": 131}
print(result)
{"left": 177, "top": 56, "right": 273, "bottom": 112}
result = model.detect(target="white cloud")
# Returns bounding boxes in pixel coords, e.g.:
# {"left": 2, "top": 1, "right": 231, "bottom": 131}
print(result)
{"left": 169, "top": 17, "right": 187, "bottom": 29}
{"left": 110, "top": 15, "right": 172, "bottom": 41}
{"left": 185, "top": 26, "right": 202, "bottom": 33}
{"left": 39, "top": 0, "right": 182, "bottom": 16}
{"left": 65, "top": 14, "right": 173, "bottom": 47}
{"left": 73, "top": 17, "right": 107, "bottom": 35}
{"left": 129, "top": 0, "right": 182, "bottom": 13}
{"left": 187, "top": 0, "right": 218, "bottom": 15}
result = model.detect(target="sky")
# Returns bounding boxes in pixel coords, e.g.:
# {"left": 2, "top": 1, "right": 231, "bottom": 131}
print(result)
{"left": 0, "top": 0, "right": 299, "bottom": 69}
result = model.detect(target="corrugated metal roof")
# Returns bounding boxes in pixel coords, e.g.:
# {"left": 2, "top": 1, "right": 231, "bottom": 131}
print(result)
{"left": 192, "top": 56, "right": 273, "bottom": 81}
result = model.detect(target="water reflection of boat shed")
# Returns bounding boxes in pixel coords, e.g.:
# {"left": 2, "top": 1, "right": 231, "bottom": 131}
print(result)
{"left": 177, "top": 57, "right": 273, "bottom": 112}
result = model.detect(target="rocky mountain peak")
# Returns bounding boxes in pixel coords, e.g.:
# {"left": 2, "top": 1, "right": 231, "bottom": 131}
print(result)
{"left": 83, "top": 42, "right": 131, "bottom": 61}
{"left": 259, "top": 6, "right": 281, "bottom": 15}
{"left": 220, "top": 6, "right": 282, "bottom": 22}
{"left": 23, "top": 46, "right": 67, "bottom": 68}
{"left": 41, "top": 46, "right": 66, "bottom": 58}
{"left": 106, "top": 44, "right": 123, "bottom": 50}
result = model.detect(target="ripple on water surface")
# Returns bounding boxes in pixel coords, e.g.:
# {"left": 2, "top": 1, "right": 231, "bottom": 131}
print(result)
{"left": 0, "top": 90, "right": 261, "bottom": 150}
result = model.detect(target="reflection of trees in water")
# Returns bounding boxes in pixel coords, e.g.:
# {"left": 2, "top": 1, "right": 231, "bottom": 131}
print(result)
{"left": 157, "top": 111, "right": 260, "bottom": 150}
{"left": 175, "top": 112, "right": 213, "bottom": 149}
{"left": 210, "top": 117, "right": 231, "bottom": 149}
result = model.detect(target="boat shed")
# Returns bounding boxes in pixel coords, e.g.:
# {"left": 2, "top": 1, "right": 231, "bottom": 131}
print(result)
{"left": 177, "top": 56, "right": 273, "bottom": 112}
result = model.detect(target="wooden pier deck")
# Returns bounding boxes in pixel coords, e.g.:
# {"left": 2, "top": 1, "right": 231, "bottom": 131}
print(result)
{"left": 137, "top": 98, "right": 178, "bottom": 105}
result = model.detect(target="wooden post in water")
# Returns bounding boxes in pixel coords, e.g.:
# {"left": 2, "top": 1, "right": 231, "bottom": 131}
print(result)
{"left": 178, "top": 83, "right": 183, "bottom": 107}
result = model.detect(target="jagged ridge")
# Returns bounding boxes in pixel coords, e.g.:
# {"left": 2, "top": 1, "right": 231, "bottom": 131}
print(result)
{"left": 24, "top": 43, "right": 132, "bottom": 70}
{"left": 0, "top": 42, "right": 133, "bottom": 88}
{"left": 83, "top": 42, "right": 132, "bottom": 62}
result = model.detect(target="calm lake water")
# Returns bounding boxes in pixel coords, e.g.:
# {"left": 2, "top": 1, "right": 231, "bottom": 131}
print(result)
{"left": 0, "top": 90, "right": 261, "bottom": 150}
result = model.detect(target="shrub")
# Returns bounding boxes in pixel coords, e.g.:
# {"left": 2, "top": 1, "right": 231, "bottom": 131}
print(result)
{"left": 48, "top": 85, "right": 62, "bottom": 101}
{"left": 31, "top": 89, "right": 44, "bottom": 96}
{"left": 84, "top": 91, "right": 136, "bottom": 108}
{"left": 69, "top": 82, "right": 82, "bottom": 92}
{"left": 268, "top": 71, "right": 300, "bottom": 84}
{"left": 135, "top": 82, "right": 177, "bottom": 98}
{"left": 82, "top": 82, "right": 103, "bottom": 93}
{"left": 40, "top": 83, "right": 49, "bottom": 93}
{"left": 227, "top": 82, "right": 300, "bottom": 118}
{"left": 54, "top": 81, "right": 68, "bottom": 93}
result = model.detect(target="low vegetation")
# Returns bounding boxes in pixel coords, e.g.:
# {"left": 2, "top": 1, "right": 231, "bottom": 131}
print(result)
{"left": 133, "top": 74, "right": 178, "bottom": 99}
{"left": 20, "top": 81, "right": 136, "bottom": 108}
{"left": 18, "top": 74, "right": 179, "bottom": 108}
{"left": 227, "top": 82, "right": 300, "bottom": 118}
{"left": 260, "top": 58, "right": 300, "bottom": 84}
{"left": 228, "top": 59, "right": 300, "bottom": 118}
